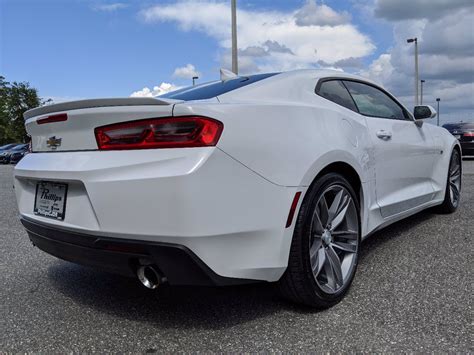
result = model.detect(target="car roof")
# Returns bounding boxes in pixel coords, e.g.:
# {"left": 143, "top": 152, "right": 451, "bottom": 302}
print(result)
{"left": 275, "top": 69, "right": 382, "bottom": 85}
{"left": 217, "top": 68, "right": 402, "bottom": 110}
{"left": 165, "top": 69, "right": 384, "bottom": 102}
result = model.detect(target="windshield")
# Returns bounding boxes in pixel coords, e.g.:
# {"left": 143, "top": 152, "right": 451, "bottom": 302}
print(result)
{"left": 161, "top": 73, "right": 278, "bottom": 101}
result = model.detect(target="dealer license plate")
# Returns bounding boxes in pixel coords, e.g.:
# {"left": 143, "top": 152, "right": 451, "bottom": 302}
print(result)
{"left": 34, "top": 181, "right": 68, "bottom": 220}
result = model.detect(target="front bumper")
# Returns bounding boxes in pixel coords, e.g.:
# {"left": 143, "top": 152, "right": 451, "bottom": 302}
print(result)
{"left": 21, "top": 218, "right": 254, "bottom": 286}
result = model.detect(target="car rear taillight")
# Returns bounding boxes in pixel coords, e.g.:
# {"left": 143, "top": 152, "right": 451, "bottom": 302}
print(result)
{"left": 95, "top": 116, "right": 223, "bottom": 150}
{"left": 464, "top": 132, "right": 474, "bottom": 137}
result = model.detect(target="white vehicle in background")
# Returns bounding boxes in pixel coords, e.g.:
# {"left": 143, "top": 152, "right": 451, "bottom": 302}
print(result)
{"left": 14, "top": 70, "right": 461, "bottom": 308}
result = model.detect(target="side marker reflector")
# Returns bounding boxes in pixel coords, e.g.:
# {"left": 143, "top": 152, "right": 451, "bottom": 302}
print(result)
{"left": 286, "top": 192, "right": 302, "bottom": 228}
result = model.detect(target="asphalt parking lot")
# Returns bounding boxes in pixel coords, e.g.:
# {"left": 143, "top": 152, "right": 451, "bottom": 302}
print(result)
{"left": 1, "top": 161, "right": 472, "bottom": 353}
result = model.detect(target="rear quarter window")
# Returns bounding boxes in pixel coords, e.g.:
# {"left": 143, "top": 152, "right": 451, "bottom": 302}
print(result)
{"left": 316, "top": 80, "right": 358, "bottom": 112}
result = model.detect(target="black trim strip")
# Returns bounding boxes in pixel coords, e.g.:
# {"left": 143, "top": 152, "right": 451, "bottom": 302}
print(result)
{"left": 20, "top": 218, "right": 257, "bottom": 286}
{"left": 315, "top": 77, "right": 413, "bottom": 121}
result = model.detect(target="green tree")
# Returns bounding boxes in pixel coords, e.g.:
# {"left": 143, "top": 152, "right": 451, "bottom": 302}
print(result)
{"left": 0, "top": 75, "right": 46, "bottom": 145}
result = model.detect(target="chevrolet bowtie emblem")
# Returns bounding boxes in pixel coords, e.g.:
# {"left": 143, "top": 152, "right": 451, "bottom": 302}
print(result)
{"left": 46, "top": 136, "right": 62, "bottom": 149}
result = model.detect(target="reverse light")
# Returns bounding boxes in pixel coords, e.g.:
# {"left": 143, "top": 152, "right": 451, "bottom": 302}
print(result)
{"left": 95, "top": 116, "right": 223, "bottom": 150}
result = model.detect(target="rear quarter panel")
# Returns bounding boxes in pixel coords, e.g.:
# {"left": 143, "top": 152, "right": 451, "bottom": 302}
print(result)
{"left": 173, "top": 98, "right": 374, "bottom": 188}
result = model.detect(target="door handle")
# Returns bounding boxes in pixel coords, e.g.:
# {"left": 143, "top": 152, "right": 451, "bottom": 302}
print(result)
{"left": 376, "top": 130, "right": 392, "bottom": 140}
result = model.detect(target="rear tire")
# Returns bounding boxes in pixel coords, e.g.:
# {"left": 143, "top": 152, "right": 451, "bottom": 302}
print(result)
{"left": 279, "top": 173, "right": 361, "bottom": 308}
{"left": 437, "top": 149, "right": 462, "bottom": 214}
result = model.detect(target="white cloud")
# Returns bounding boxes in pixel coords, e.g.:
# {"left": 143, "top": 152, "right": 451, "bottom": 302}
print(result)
{"left": 140, "top": 0, "right": 375, "bottom": 73}
{"left": 421, "top": 8, "right": 474, "bottom": 58}
{"left": 374, "top": 0, "right": 473, "bottom": 21}
{"left": 360, "top": 53, "right": 393, "bottom": 85}
{"left": 130, "top": 83, "right": 180, "bottom": 98}
{"left": 295, "top": 0, "right": 351, "bottom": 27}
{"left": 92, "top": 3, "right": 128, "bottom": 12}
{"left": 364, "top": 1, "right": 474, "bottom": 122}
{"left": 239, "top": 41, "right": 294, "bottom": 60}
{"left": 173, "top": 64, "right": 201, "bottom": 79}
{"left": 318, "top": 56, "right": 365, "bottom": 70}
{"left": 433, "top": 82, "right": 474, "bottom": 111}
{"left": 136, "top": 0, "right": 472, "bottom": 123}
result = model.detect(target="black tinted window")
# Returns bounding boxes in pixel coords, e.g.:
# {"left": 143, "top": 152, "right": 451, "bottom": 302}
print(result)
{"left": 344, "top": 81, "right": 407, "bottom": 120}
{"left": 161, "top": 73, "right": 278, "bottom": 101}
{"left": 317, "top": 80, "right": 357, "bottom": 112}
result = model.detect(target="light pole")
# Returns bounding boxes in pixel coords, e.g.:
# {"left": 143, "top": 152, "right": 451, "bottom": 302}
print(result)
{"left": 192, "top": 76, "right": 199, "bottom": 86}
{"left": 436, "top": 98, "right": 441, "bottom": 126}
{"left": 231, "top": 0, "right": 238, "bottom": 74}
{"left": 420, "top": 79, "right": 425, "bottom": 105}
{"left": 407, "top": 38, "right": 419, "bottom": 106}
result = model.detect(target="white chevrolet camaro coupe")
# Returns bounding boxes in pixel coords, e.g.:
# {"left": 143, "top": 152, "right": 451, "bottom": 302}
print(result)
{"left": 15, "top": 70, "right": 462, "bottom": 308}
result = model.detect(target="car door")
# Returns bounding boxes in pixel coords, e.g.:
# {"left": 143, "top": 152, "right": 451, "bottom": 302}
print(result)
{"left": 343, "top": 80, "right": 436, "bottom": 218}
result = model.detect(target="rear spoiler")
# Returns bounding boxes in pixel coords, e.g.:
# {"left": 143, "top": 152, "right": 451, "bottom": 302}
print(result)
{"left": 24, "top": 97, "right": 181, "bottom": 120}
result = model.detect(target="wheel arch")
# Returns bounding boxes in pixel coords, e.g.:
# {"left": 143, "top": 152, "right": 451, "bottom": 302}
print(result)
{"left": 443, "top": 141, "right": 462, "bottom": 190}
{"left": 453, "top": 142, "right": 462, "bottom": 157}
{"left": 316, "top": 161, "right": 361, "bottom": 191}
{"left": 308, "top": 161, "right": 363, "bottom": 206}
{"left": 301, "top": 160, "right": 366, "bottom": 235}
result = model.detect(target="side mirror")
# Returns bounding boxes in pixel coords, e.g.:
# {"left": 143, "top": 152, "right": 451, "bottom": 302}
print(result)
{"left": 414, "top": 105, "right": 437, "bottom": 120}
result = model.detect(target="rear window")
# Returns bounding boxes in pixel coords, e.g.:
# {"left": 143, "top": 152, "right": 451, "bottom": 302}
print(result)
{"left": 161, "top": 73, "right": 278, "bottom": 101}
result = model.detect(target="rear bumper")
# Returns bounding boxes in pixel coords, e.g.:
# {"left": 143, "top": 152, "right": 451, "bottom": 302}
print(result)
{"left": 22, "top": 217, "right": 255, "bottom": 286}
{"left": 14, "top": 148, "right": 300, "bottom": 282}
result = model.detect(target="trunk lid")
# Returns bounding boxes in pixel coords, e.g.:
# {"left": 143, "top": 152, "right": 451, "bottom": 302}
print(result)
{"left": 25, "top": 98, "right": 180, "bottom": 152}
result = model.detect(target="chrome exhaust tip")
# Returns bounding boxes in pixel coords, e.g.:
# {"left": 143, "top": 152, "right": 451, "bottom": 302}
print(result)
{"left": 137, "top": 265, "right": 161, "bottom": 290}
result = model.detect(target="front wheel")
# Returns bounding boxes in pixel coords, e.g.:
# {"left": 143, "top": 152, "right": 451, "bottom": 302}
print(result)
{"left": 437, "top": 149, "right": 462, "bottom": 214}
{"left": 279, "top": 173, "right": 361, "bottom": 308}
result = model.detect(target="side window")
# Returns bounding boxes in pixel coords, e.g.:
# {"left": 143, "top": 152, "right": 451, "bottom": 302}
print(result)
{"left": 316, "top": 80, "right": 358, "bottom": 112}
{"left": 343, "top": 81, "right": 407, "bottom": 120}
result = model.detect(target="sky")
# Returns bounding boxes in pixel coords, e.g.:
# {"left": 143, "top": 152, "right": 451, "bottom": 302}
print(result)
{"left": 1, "top": 0, "right": 473, "bottom": 123}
